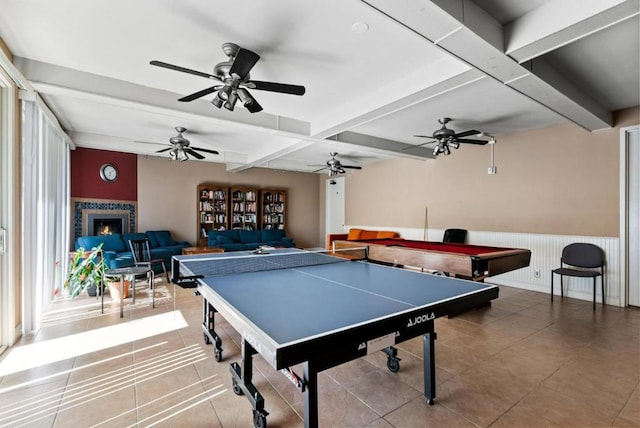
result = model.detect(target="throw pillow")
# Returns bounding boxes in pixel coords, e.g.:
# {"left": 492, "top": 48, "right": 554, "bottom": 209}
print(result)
{"left": 155, "top": 231, "right": 177, "bottom": 247}
{"left": 360, "top": 230, "right": 378, "bottom": 239}
{"left": 347, "top": 228, "right": 362, "bottom": 240}
{"left": 377, "top": 231, "right": 398, "bottom": 239}
{"left": 216, "top": 236, "right": 234, "bottom": 245}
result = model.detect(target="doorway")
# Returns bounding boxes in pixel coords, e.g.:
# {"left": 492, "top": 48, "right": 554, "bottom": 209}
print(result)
{"left": 622, "top": 126, "right": 640, "bottom": 307}
{"left": 325, "top": 176, "right": 345, "bottom": 237}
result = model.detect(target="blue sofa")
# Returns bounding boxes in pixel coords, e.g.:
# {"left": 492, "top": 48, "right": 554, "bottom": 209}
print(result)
{"left": 75, "top": 230, "right": 191, "bottom": 271}
{"left": 207, "top": 229, "right": 295, "bottom": 251}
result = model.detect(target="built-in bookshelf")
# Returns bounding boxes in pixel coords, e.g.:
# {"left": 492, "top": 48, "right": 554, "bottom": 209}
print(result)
{"left": 260, "top": 189, "right": 286, "bottom": 230}
{"left": 197, "top": 183, "right": 229, "bottom": 246}
{"left": 230, "top": 186, "right": 258, "bottom": 230}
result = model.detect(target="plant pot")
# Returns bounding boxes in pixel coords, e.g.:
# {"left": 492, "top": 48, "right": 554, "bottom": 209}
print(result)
{"left": 107, "top": 280, "right": 131, "bottom": 299}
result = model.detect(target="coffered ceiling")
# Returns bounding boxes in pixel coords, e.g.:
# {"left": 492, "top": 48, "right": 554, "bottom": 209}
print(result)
{"left": 0, "top": 0, "right": 637, "bottom": 173}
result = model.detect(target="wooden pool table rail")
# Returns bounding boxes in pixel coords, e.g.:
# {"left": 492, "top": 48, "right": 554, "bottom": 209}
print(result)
{"left": 332, "top": 239, "right": 531, "bottom": 281}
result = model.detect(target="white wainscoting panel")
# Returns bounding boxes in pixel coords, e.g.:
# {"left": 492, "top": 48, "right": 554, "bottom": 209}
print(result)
{"left": 345, "top": 225, "right": 621, "bottom": 307}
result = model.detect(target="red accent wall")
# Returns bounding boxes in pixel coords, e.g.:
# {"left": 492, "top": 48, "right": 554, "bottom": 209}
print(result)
{"left": 71, "top": 148, "right": 137, "bottom": 200}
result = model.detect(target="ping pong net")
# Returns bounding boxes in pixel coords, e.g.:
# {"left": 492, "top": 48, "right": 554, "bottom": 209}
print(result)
{"left": 173, "top": 248, "right": 367, "bottom": 287}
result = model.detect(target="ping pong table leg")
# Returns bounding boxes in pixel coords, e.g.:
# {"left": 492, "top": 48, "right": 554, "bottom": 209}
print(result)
{"left": 423, "top": 321, "right": 437, "bottom": 405}
{"left": 201, "top": 300, "right": 223, "bottom": 362}
{"left": 303, "top": 361, "right": 319, "bottom": 428}
{"left": 230, "top": 339, "right": 268, "bottom": 428}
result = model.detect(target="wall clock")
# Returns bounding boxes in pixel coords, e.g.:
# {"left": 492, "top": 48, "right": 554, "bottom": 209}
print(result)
{"left": 99, "top": 163, "right": 118, "bottom": 182}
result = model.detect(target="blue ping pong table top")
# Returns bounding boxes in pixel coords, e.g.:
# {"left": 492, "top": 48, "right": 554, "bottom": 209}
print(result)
{"left": 177, "top": 249, "right": 497, "bottom": 347}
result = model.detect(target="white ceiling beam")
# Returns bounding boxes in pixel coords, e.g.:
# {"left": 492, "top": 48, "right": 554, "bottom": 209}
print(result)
{"left": 332, "top": 131, "right": 436, "bottom": 160}
{"left": 225, "top": 139, "right": 315, "bottom": 172}
{"left": 505, "top": 0, "right": 640, "bottom": 63}
{"left": 313, "top": 68, "right": 486, "bottom": 140}
{"left": 362, "top": 0, "right": 613, "bottom": 130}
{"left": 14, "top": 57, "right": 311, "bottom": 138}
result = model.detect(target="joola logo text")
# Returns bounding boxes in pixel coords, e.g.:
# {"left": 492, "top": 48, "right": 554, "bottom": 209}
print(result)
{"left": 407, "top": 313, "right": 435, "bottom": 327}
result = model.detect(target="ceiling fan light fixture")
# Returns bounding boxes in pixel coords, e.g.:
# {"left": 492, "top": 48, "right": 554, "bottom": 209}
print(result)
{"left": 211, "top": 93, "right": 224, "bottom": 108}
{"left": 224, "top": 91, "right": 238, "bottom": 111}
{"left": 218, "top": 84, "right": 232, "bottom": 101}
{"left": 237, "top": 88, "right": 252, "bottom": 106}
{"left": 443, "top": 145, "right": 451, "bottom": 156}
{"left": 176, "top": 148, "right": 189, "bottom": 162}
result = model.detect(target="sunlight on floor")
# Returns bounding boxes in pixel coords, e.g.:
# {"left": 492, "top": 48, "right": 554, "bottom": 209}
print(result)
{"left": 0, "top": 344, "right": 222, "bottom": 427}
{"left": 0, "top": 310, "right": 188, "bottom": 377}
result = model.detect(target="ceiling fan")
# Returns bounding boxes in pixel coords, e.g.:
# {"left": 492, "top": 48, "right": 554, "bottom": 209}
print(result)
{"left": 310, "top": 153, "right": 363, "bottom": 176}
{"left": 411, "top": 117, "right": 488, "bottom": 156}
{"left": 150, "top": 42, "right": 306, "bottom": 113}
{"left": 136, "top": 126, "right": 219, "bottom": 162}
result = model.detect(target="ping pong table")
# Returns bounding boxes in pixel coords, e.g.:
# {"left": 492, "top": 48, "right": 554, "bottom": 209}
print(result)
{"left": 172, "top": 248, "right": 499, "bottom": 428}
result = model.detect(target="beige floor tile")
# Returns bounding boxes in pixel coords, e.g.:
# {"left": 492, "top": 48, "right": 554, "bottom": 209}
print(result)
{"left": 515, "top": 386, "right": 619, "bottom": 427}
{"left": 325, "top": 357, "right": 422, "bottom": 415}
{"left": 0, "top": 379, "right": 67, "bottom": 427}
{"left": 384, "top": 396, "right": 477, "bottom": 428}
{"left": 613, "top": 383, "right": 640, "bottom": 427}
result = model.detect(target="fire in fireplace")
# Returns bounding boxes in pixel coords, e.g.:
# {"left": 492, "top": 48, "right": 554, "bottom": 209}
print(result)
{"left": 87, "top": 213, "right": 129, "bottom": 236}
{"left": 94, "top": 219, "right": 123, "bottom": 235}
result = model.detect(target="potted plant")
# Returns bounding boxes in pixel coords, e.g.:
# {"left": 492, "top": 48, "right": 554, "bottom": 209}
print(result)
{"left": 62, "top": 244, "right": 106, "bottom": 297}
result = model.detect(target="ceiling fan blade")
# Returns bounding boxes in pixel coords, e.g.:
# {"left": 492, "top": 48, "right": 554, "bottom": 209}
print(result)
{"left": 454, "top": 129, "right": 481, "bottom": 138}
{"left": 150, "top": 60, "right": 221, "bottom": 81}
{"left": 413, "top": 135, "right": 433, "bottom": 138}
{"left": 184, "top": 148, "right": 205, "bottom": 159}
{"left": 155, "top": 147, "right": 172, "bottom": 153}
{"left": 248, "top": 80, "right": 306, "bottom": 96}
{"left": 191, "top": 146, "right": 220, "bottom": 155}
{"left": 342, "top": 165, "right": 362, "bottom": 170}
{"left": 178, "top": 85, "right": 220, "bottom": 102}
{"left": 229, "top": 48, "right": 260, "bottom": 80}
{"left": 241, "top": 90, "right": 263, "bottom": 113}
{"left": 456, "top": 139, "right": 489, "bottom": 145}
{"left": 312, "top": 166, "right": 328, "bottom": 173}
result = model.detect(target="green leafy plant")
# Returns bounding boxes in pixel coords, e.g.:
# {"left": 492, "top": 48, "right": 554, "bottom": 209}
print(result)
{"left": 63, "top": 244, "right": 107, "bottom": 298}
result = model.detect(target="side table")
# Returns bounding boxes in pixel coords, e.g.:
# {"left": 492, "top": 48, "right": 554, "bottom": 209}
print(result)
{"left": 182, "top": 246, "right": 224, "bottom": 255}
{"left": 103, "top": 266, "right": 154, "bottom": 317}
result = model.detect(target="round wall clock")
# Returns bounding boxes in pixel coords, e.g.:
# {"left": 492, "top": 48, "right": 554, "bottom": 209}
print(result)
{"left": 99, "top": 163, "right": 118, "bottom": 182}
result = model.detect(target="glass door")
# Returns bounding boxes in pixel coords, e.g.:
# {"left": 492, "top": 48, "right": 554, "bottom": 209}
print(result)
{"left": 0, "top": 64, "right": 16, "bottom": 353}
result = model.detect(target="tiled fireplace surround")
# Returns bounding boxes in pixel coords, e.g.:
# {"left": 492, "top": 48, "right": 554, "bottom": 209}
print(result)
{"left": 72, "top": 198, "right": 137, "bottom": 244}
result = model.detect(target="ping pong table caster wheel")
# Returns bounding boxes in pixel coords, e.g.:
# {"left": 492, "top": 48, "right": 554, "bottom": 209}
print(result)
{"left": 427, "top": 398, "right": 434, "bottom": 405}
{"left": 252, "top": 410, "right": 267, "bottom": 428}
{"left": 203, "top": 333, "right": 211, "bottom": 345}
{"left": 214, "top": 349, "right": 223, "bottom": 362}
{"left": 232, "top": 380, "right": 243, "bottom": 396}
{"left": 386, "top": 357, "right": 400, "bottom": 373}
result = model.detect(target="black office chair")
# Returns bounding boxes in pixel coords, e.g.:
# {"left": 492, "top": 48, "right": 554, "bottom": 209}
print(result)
{"left": 128, "top": 238, "right": 170, "bottom": 283}
{"left": 443, "top": 228, "right": 467, "bottom": 244}
{"left": 430, "top": 229, "right": 468, "bottom": 276}
{"left": 551, "top": 243, "right": 605, "bottom": 310}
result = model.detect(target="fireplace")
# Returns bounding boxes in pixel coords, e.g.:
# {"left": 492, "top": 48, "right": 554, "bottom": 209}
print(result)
{"left": 88, "top": 213, "right": 128, "bottom": 235}
{"left": 72, "top": 198, "right": 137, "bottom": 244}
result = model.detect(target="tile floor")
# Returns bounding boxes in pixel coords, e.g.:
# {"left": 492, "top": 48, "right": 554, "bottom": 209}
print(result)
{"left": 0, "top": 277, "right": 638, "bottom": 427}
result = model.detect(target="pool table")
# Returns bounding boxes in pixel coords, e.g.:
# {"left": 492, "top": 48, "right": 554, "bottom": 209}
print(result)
{"left": 332, "top": 238, "right": 531, "bottom": 281}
